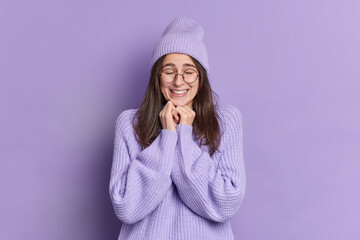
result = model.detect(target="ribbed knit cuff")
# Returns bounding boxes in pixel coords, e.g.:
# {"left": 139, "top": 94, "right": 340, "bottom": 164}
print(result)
{"left": 160, "top": 128, "right": 178, "bottom": 149}
{"left": 176, "top": 124, "right": 203, "bottom": 165}
{"left": 158, "top": 129, "right": 178, "bottom": 172}
{"left": 138, "top": 128, "right": 178, "bottom": 174}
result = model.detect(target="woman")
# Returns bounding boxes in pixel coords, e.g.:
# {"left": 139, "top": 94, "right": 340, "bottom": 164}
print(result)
{"left": 109, "top": 16, "right": 246, "bottom": 240}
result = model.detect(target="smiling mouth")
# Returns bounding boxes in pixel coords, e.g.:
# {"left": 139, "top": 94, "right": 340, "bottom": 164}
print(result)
{"left": 170, "top": 89, "right": 189, "bottom": 97}
{"left": 171, "top": 89, "right": 189, "bottom": 94}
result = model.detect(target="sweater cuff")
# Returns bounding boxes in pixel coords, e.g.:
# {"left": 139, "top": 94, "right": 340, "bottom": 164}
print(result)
{"left": 176, "top": 124, "right": 203, "bottom": 159}
{"left": 160, "top": 128, "right": 178, "bottom": 148}
{"left": 158, "top": 128, "right": 178, "bottom": 172}
{"left": 139, "top": 128, "right": 178, "bottom": 173}
{"left": 176, "top": 123, "right": 193, "bottom": 135}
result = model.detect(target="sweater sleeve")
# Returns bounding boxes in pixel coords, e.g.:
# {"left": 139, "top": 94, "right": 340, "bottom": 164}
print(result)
{"left": 109, "top": 110, "right": 178, "bottom": 224}
{"left": 171, "top": 105, "right": 246, "bottom": 223}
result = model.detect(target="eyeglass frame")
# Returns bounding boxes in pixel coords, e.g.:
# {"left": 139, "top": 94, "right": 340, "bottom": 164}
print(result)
{"left": 158, "top": 68, "right": 200, "bottom": 84}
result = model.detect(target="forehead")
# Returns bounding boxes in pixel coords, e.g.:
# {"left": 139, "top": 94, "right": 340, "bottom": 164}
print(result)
{"left": 162, "top": 53, "right": 196, "bottom": 68}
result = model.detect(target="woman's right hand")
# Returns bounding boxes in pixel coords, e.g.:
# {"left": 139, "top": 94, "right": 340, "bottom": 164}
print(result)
{"left": 159, "top": 101, "right": 179, "bottom": 132}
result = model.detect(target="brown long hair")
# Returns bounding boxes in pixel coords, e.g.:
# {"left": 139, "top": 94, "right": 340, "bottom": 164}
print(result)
{"left": 132, "top": 54, "right": 222, "bottom": 156}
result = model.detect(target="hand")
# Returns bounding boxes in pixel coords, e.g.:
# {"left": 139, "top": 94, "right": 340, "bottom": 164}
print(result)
{"left": 159, "top": 101, "right": 178, "bottom": 132}
{"left": 173, "top": 105, "right": 196, "bottom": 126}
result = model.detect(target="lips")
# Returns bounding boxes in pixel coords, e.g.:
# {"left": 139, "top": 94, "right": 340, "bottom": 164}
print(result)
{"left": 170, "top": 89, "right": 189, "bottom": 97}
{"left": 170, "top": 89, "right": 189, "bottom": 93}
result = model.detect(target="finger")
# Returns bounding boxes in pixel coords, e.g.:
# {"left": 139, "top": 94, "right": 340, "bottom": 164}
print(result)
{"left": 159, "top": 104, "right": 165, "bottom": 118}
{"left": 172, "top": 108, "right": 178, "bottom": 117}
{"left": 182, "top": 105, "right": 196, "bottom": 117}
{"left": 184, "top": 105, "right": 194, "bottom": 113}
{"left": 165, "top": 103, "right": 174, "bottom": 118}
{"left": 175, "top": 106, "right": 186, "bottom": 120}
{"left": 174, "top": 112, "right": 180, "bottom": 122}
{"left": 176, "top": 106, "right": 188, "bottom": 114}
{"left": 166, "top": 102, "right": 178, "bottom": 122}
{"left": 169, "top": 101, "right": 177, "bottom": 113}
{"left": 168, "top": 101, "right": 175, "bottom": 108}
{"left": 181, "top": 105, "right": 192, "bottom": 114}
{"left": 173, "top": 114, "right": 179, "bottom": 124}
{"left": 176, "top": 106, "right": 194, "bottom": 123}
{"left": 172, "top": 108, "right": 180, "bottom": 122}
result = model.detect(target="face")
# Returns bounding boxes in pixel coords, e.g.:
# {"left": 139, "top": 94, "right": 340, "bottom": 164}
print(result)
{"left": 160, "top": 53, "right": 200, "bottom": 108}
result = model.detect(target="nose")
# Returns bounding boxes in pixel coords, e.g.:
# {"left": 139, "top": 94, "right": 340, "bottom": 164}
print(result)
{"left": 173, "top": 74, "right": 186, "bottom": 86}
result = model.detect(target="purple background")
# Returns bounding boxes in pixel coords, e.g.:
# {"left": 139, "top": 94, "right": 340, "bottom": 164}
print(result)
{"left": 1, "top": 0, "right": 359, "bottom": 239}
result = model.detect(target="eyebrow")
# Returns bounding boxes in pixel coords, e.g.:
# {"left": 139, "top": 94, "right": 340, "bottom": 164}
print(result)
{"left": 162, "top": 63, "right": 197, "bottom": 68}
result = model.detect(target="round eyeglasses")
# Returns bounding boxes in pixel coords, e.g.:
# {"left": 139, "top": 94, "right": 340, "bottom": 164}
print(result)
{"left": 159, "top": 68, "right": 199, "bottom": 84}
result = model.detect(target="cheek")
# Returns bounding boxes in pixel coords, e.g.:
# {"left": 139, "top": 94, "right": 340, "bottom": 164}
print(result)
{"left": 191, "top": 85, "right": 199, "bottom": 97}
{"left": 160, "top": 86, "right": 169, "bottom": 98}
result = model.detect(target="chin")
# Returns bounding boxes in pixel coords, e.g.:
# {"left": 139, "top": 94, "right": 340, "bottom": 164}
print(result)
{"left": 177, "top": 102, "right": 191, "bottom": 108}
{"left": 171, "top": 100, "right": 186, "bottom": 107}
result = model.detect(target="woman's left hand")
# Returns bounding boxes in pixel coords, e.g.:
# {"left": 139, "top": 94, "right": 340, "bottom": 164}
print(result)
{"left": 173, "top": 105, "right": 196, "bottom": 126}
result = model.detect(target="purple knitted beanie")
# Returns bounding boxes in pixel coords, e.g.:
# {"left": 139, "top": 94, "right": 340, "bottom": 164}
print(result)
{"left": 150, "top": 16, "right": 209, "bottom": 73}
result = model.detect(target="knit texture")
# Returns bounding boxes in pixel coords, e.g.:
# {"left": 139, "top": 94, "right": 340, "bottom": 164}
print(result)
{"left": 150, "top": 16, "right": 210, "bottom": 73}
{"left": 109, "top": 105, "right": 246, "bottom": 240}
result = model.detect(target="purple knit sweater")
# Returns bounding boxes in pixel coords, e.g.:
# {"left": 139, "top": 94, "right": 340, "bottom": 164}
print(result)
{"left": 109, "top": 104, "right": 246, "bottom": 240}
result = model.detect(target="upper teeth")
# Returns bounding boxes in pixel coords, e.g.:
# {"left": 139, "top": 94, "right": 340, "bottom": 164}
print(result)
{"left": 172, "top": 90, "right": 187, "bottom": 93}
